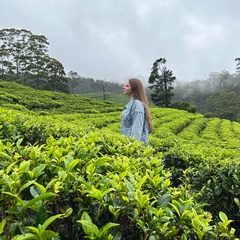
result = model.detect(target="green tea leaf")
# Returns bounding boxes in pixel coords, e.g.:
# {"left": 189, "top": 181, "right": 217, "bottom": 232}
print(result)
{"left": 99, "top": 223, "right": 119, "bottom": 238}
{"left": 39, "top": 230, "right": 58, "bottom": 240}
{"left": 19, "top": 160, "right": 30, "bottom": 172}
{"left": 11, "top": 233, "right": 38, "bottom": 240}
{"left": 0, "top": 218, "right": 7, "bottom": 234}
{"left": 77, "top": 219, "right": 99, "bottom": 236}
{"left": 157, "top": 194, "right": 171, "bottom": 207}
{"left": 24, "top": 192, "right": 57, "bottom": 211}
{"left": 3, "top": 191, "right": 25, "bottom": 207}
{"left": 219, "top": 211, "right": 228, "bottom": 223}
{"left": 19, "top": 180, "right": 36, "bottom": 193}
{"left": 32, "top": 164, "right": 46, "bottom": 178}
{"left": 0, "top": 151, "right": 13, "bottom": 162}
{"left": 36, "top": 205, "right": 47, "bottom": 225}
{"left": 38, "top": 214, "right": 64, "bottom": 235}
{"left": 136, "top": 175, "right": 149, "bottom": 189}
{"left": 78, "top": 211, "right": 99, "bottom": 236}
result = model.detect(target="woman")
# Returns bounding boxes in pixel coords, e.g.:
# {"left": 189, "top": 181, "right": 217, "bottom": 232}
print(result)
{"left": 121, "top": 78, "right": 152, "bottom": 143}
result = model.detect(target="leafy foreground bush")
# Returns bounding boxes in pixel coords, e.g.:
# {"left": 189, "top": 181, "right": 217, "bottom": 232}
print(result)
{"left": 150, "top": 136, "right": 240, "bottom": 235}
{"left": 0, "top": 131, "right": 238, "bottom": 239}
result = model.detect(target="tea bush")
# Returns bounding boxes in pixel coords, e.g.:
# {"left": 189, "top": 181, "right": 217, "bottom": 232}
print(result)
{"left": 1, "top": 80, "right": 240, "bottom": 238}
{"left": 0, "top": 130, "right": 237, "bottom": 239}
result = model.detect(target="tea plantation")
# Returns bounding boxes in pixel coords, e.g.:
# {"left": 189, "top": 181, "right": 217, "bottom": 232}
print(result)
{"left": 0, "top": 80, "right": 240, "bottom": 239}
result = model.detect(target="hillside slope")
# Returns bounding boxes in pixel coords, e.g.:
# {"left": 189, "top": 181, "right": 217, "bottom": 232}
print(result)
{"left": 0, "top": 80, "right": 124, "bottom": 114}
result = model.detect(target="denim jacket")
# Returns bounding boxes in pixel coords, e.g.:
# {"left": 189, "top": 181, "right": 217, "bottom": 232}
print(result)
{"left": 121, "top": 98, "right": 149, "bottom": 143}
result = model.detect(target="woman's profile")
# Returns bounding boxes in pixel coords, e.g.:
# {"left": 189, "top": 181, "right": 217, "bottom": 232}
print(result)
{"left": 121, "top": 78, "right": 152, "bottom": 143}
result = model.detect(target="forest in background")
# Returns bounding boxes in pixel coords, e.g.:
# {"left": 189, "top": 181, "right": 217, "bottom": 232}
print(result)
{"left": 172, "top": 70, "right": 240, "bottom": 122}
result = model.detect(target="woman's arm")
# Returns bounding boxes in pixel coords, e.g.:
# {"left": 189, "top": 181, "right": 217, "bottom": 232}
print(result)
{"left": 131, "top": 101, "right": 145, "bottom": 140}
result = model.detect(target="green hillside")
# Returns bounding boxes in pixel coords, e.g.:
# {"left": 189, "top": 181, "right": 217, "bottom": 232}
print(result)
{"left": 1, "top": 80, "right": 240, "bottom": 239}
{"left": 0, "top": 80, "right": 124, "bottom": 114}
{"left": 80, "top": 92, "right": 129, "bottom": 105}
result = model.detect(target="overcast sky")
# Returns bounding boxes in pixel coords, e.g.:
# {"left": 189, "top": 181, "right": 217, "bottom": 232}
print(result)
{"left": 1, "top": 0, "right": 240, "bottom": 85}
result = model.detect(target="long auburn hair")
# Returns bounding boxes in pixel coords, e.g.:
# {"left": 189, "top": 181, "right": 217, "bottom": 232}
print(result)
{"left": 128, "top": 78, "right": 153, "bottom": 133}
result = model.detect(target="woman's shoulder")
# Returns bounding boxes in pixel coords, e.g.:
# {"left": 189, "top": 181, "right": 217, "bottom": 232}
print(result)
{"left": 133, "top": 99, "right": 144, "bottom": 110}
{"left": 133, "top": 99, "right": 143, "bottom": 105}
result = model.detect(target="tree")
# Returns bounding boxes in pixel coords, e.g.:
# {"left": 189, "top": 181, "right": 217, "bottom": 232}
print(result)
{"left": 148, "top": 58, "right": 176, "bottom": 107}
{"left": 67, "top": 71, "right": 80, "bottom": 93}
{"left": 171, "top": 101, "right": 197, "bottom": 113}
{"left": 44, "top": 57, "right": 69, "bottom": 93}
{"left": 0, "top": 28, "right": 32, "bottom": 78}
{"left": 0, "top": 28, "right": 68, "bottom": 92}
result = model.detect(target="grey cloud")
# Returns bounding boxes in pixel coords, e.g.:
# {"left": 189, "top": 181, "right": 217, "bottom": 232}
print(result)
{"left": 0, "top": 0, "right": 239, "bottom": 83}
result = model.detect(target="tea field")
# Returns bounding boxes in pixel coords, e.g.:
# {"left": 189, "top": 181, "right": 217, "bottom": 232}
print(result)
{"left": 0, "top": 80, "right": 240, "bottom": 239}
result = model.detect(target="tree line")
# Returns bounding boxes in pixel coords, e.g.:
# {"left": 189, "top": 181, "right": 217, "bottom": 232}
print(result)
{"left": 67, "top": 71, "right": 123, "bottom": 94}
{"left": 172, "top": 70, "right": 240, "bottom": 121}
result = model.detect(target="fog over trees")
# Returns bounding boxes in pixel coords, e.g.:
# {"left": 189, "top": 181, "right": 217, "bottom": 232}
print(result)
{"left": 172, "top": 70, "right": 240, "bottom": 121}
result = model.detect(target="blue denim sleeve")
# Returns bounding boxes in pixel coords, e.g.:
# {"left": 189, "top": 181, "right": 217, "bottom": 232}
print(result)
{"left": 131, "top": 100, "right": 144, "bottom": 140}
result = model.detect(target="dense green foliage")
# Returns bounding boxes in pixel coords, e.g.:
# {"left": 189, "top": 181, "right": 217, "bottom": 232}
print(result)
{"left": 1, "top": 80, "right": 240, "bottom": 239}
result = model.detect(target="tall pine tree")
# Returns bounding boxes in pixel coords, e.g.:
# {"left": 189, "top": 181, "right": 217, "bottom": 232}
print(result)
{"left": 148, "top": 58, "right": 176, "bottom": 107}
